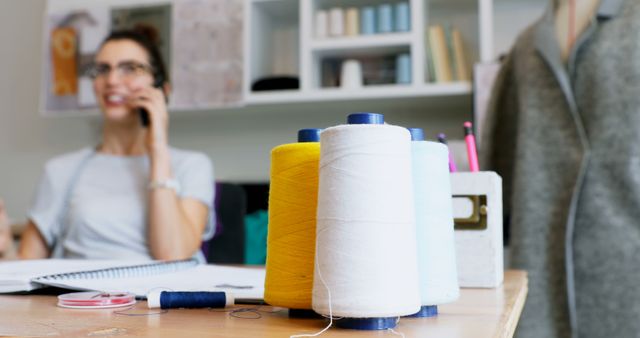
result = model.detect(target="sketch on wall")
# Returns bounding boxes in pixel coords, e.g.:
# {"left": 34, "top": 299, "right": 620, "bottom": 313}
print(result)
{"left": 171, "top": 0, "right": 243, "bottom": 109}
{"left": 42, "top": 0, "right": 243, "bottom": 116}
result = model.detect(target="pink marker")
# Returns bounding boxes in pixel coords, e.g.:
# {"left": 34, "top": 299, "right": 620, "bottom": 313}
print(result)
{"left": 463, "top": 122, "right": 479, "bottom": 172}
{"left": 437, "top": 133, "right": 457, "bottom": 172}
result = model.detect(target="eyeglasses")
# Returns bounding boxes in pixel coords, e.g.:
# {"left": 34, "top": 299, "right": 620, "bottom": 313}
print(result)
{"left": 86, "top": 61, "right": 155, "bottom": 80}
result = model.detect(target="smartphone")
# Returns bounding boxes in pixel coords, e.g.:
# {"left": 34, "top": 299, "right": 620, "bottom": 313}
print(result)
{"left": 138, "top": 77, "right": 164, "bottom": 127}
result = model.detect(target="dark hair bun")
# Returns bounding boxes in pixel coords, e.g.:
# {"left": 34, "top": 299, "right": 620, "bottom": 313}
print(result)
{"left": 131, "top": 24, "right": 161, "bottom": 46}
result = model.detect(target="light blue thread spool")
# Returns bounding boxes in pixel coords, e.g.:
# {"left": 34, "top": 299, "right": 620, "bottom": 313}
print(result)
{"left": 395, "top": 53, "right": 411, "bottom": 84}
{"left": 394, "top": 2, "right": 411, "bottom": 32}
{"left": 405, "top": 128, "right": 460, "bottom": 318}
{"left": 360, "top": 6, "right": 376, "bottom": 35}
{"left": 377, "top": 4, "right": 393, "bottom": 34}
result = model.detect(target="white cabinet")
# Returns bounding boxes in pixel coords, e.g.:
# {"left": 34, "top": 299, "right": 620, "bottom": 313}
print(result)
{"left": 244, "top": 0, "right": 493, "bottom": 107}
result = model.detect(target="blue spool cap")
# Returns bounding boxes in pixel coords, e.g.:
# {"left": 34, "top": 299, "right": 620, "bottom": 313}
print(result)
{"left": 407, "top": 127, "right": 424, "bottom": 141}
{"left": 336, "top": 317, "right": 398, "bottom": 330}
{"left": 408, "top": 305, "right": 438, "bottom": 318}
{"left": 347, "top": 113, "right": 384, "bottom": 125}
{"left": 297, "top": 128, "right": 322, "bottom": 142}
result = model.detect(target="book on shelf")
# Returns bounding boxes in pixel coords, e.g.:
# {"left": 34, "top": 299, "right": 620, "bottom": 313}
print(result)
{"left": 426, "top": 24, "right": 471, "bottom": 83}
{"left": 0, "top": 258, "right": 265, "bottom": 301}
{"left": 451, "top": 28, "right": 471, "bottom": 82}
{"left": 428, "top": 25, "right": 453, "bottom": 83}
{"left": 425, "top": 29, "right": 436, "bottom": 83}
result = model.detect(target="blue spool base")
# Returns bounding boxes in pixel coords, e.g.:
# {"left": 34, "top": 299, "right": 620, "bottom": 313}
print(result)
{"left": 407, "top": 305, "right": 438, "bottom": 318}
{"left": 336, "top": 317, "right": 397, "bottom": 330}
{"left": 288, "top": 309, "right": 322, "bottom": 319}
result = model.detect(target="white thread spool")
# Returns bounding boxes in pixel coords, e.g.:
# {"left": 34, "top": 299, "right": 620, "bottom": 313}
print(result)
{"left": 315, "top": 10, "right": 329, "bottom": 39}
{"left": 340, "top": 59, "right": 363, "bottom": 89}
{"left": 411, "top": 138, "right": 460, "bottom": 308}
{"left": 329, "top": 7, "right": 345, "bottom": 37}
{"left": 313, "top": 117, "right": 421, "bottom": 321}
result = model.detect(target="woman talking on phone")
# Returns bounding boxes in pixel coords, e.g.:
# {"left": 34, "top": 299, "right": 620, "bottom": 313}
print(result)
{"left": 0, "top": 29, "right": 214, "bottom": 261}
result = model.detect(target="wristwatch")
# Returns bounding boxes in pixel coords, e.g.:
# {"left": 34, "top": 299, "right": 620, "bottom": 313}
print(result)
{"left": 148, "top": 179, "right": 181, "bottom": 193}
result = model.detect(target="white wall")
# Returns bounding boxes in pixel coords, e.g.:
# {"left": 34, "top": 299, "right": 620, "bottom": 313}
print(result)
{"left": 0, "top": 1, "right": 96, "bottom": 219}
{"left": 494, "top": 0, "right": 547, "bottom": 58}
{"left": 0, "top": 0, "right": 544, "bottom": 220}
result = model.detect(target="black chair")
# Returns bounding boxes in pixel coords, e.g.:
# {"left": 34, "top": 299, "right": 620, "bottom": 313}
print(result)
{"left": 202, "top": 182, "right": 247, "bottom": 264}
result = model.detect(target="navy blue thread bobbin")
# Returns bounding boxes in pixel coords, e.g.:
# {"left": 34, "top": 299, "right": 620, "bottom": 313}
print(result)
{"left": 147, "top": 291, "right": 234, "bottom": 309}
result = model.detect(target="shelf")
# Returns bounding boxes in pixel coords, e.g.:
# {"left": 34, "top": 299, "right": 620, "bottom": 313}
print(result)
{"left": 310, "top": 33, "right": 413, "bottom": 52}
{"left": 315, "top": 0, "right": 411, "bottom": 9}
{"left": 245, "top": 82, "right": 471, "bottom": 104}
{"left": 244, "top": 0, "right": 490, "bottom": 113}
{"left": 246, "top": 0, "right": 300, "bottom": 89}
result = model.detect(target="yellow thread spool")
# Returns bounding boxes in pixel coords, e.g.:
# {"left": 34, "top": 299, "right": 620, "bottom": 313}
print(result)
{"left": 264, "top": 141, "right": 320, "bottom": 310}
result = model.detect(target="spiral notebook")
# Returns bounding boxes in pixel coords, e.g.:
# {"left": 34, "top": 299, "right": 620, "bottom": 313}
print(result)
{"left": 0, "top": 259, "right": 265, "bottom": 300}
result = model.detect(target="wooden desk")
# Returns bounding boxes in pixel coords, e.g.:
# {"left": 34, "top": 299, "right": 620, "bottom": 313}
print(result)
{"left": 0, "top": 271, "right": 527, "bottom": 338}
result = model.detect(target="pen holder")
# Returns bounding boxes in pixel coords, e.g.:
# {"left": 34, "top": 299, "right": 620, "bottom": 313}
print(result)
{"left": 450, "top": 171, "right": 503, "bottom": 288}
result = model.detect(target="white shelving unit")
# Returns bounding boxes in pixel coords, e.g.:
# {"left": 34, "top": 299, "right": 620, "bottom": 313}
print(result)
{"left": 309, "top": 33, "right": 414, "bottom": 52}
{"left": 244, "top": 0, "right": 492, "bottom": 107}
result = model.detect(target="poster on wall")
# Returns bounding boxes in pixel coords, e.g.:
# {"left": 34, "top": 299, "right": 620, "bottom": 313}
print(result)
{"left": 42, "top": 11, "right": 103, "bottom": 114}
{"left": 42, "top": 0, "right": 243, "bottom": 117}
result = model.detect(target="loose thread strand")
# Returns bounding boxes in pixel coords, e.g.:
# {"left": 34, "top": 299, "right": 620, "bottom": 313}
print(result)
{"left": 290, "top": 230, "right": 333, "bottom": 338}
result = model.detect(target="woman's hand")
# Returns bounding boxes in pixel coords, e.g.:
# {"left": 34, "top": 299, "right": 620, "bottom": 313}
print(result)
{"left": 128, "top": 86, "right": 169, "bottom": 153}
{"left": 0, "top": 200, "right": 15, "bottom": 258}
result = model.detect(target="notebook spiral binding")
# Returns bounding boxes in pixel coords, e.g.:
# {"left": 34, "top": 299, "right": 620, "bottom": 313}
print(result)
{"left": 33, "top": 258, "right": 198, "bottom": 281}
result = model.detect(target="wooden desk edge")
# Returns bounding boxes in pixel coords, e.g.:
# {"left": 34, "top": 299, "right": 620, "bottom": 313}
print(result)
{"left": 496, "top": 270, "right": 528, "bottom": 338}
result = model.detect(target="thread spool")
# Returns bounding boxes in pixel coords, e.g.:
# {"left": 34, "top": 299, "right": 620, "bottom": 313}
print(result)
{"left": 407, "top": 127, "right": 424, "bottom": 141}
{"left": 329, "top": 7, "right": 345, "bottom": 37}
{"left": 264, "top": 128, "right": 322, "bottom": 317}
{"left": 376, "top": 4, "right": 393, "bottom": 34}
{"left": 58, "top": 292, "right": 136, "bottom": 309}
{"left": 340, "top": 59, "right": 363, "bottom": 89}
{"left": 147, "top": 291, "right": 233, "bottom": 309}
{"left": 360, "top": 7, "right": 376, "bottom": 35}
{"left": 407, "top": 127, "right": 459, "bottom": 318}
{"left": 313, "top": 113, "right": 421, "bottom": 330}
{"left": 394, "top": 2, "right": 411, "bottom": 32}
{"left": 345, "top": 7, "right": 359, "bottom": 36}
{"left": 395, "top": 53, "right": 411, "bottom": 84}
{"left": 315, "top": 10, "right": 329, "bottom": 38}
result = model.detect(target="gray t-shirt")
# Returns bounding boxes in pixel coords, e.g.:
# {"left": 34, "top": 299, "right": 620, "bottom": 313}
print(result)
{"left": 28, "top": 147, "right": 215, "bottom": 261}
